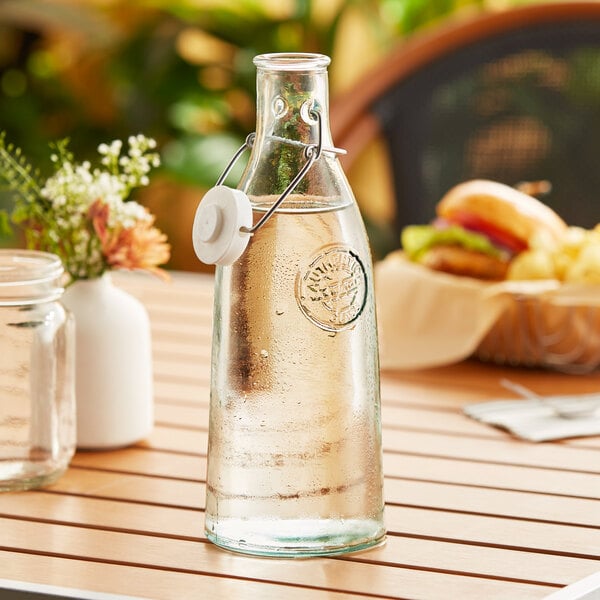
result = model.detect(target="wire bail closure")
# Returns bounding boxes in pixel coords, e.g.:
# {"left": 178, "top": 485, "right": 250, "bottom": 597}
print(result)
{"left": 192, "top": 109, "right": 346, "bottom": 266}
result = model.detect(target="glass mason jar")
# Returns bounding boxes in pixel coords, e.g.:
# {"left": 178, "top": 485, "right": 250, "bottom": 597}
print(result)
{"left": 204, "top": 53, "right": 386, "bottom": 556}
{"left": 0, "top": 250, "right": 75, "bottom": 491}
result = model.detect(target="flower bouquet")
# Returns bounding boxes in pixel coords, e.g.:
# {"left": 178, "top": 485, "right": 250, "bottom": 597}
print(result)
{"left": 0, "top": 133, "right": 170, "bottom": 281}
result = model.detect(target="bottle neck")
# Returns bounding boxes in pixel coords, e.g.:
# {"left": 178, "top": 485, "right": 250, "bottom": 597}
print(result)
{"left": 254, "top": 67, "right": 334, "bottom": 152}
{"left": 239, "top": 53, "right": 348, "bottom": 205}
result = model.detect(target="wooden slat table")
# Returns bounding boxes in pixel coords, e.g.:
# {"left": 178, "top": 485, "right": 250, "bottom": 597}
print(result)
{"left": 0, "top": 271, "right": 599, "bottom": 600}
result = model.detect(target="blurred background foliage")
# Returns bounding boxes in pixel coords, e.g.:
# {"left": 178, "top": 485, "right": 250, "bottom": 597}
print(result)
{"left": 0, "top": 0, "right": 547, "bottom": 270}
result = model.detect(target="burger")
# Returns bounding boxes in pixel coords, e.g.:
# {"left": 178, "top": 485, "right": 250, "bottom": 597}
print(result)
{"left": 401, "top": 179, "right": 568, "bottom": 280}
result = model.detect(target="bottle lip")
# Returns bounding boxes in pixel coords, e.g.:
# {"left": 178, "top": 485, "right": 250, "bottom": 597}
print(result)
{"left": 254, "top": 53, "right": 331, "bottom": 72}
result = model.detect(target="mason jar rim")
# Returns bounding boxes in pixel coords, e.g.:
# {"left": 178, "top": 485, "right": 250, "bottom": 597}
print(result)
{"left": 0, "top": 249, "right": 63, "bottom": 284}
{"left": 254, "top": 53, "right": 331, "bottom": 71}
{"left": 0, "top": 250, "right": 65, "bottom": 305}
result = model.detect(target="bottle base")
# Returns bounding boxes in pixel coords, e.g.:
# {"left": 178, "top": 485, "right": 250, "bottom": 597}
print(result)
{"left": 0, "top": 461, "right": 68, "bottom": 492}
{"left": 205, "top": 517, "right": 386, "bottom": 558}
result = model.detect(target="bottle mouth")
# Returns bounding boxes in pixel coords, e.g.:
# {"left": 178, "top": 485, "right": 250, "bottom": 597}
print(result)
{"left": 254, "top": 53, "right": 331, "bottom": 72}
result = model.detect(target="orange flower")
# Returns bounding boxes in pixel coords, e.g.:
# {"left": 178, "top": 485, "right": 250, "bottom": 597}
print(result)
{"left": 89, "top": 199, "right": 171, "bottom": 279}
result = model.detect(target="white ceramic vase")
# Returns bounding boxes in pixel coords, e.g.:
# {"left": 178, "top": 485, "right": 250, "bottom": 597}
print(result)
{"left": 61, "top": 273, "right": 154, "bottom": 449}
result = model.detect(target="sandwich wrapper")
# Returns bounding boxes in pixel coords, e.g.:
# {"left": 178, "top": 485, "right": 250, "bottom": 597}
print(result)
{"left": 375, "top": 251, "right": 600, "bottom": 372}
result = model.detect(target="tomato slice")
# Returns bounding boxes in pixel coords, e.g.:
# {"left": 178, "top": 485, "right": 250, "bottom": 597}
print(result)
{"left": 449, "top": 211, "right": 528, "bottom": 254}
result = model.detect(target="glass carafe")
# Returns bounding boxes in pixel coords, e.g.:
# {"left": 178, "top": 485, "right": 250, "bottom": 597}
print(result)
{"left": 201, "top": 53, "right": 385, "bottom": 557}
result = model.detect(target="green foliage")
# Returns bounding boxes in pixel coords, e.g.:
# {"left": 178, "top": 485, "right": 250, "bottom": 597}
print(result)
{"left": 0, "top": 132, "right": 43, "bottom": 237}
{"left": 0, "top": 132, "right": 41, "bottom": 203}
{"left": 0, "top": 0, "right": 502, "bottom": 191}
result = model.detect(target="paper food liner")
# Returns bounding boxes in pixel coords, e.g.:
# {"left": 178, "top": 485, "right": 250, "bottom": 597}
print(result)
{"left": 375, "top": 251, "right": 600, "bottom": 372}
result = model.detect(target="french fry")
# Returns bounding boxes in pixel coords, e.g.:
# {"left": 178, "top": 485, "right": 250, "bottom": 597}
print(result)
{"left": 565, "top": 242, "right": 600, "bottom": 283}
{"left": 508, "top": 225, "right": 600, "bottom": 282}
{"left": 507, "top": 249, "right": 556, "bottom": 280}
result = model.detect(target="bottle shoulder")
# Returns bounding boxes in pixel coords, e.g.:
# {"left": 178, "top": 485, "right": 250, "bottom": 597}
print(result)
{"left": 240, "top": 150, "right": 354, "bottom": 203}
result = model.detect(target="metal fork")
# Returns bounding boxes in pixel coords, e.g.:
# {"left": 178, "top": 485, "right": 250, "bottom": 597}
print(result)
{"left": 500, "top": 378, "right": 600, "bottom": 419}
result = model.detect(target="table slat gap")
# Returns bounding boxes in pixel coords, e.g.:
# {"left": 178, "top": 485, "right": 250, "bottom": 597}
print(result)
{"left": 387, "top": 531, "right": 600, "bottom": 562}
{"left": 388, "top": 502, "right": 600, "bottom": 532}
{"left": 384, "top": 448, "right": 600, "bottom": 475}
{"left": 385, "top": 475, "right": 600, "bottom": 501}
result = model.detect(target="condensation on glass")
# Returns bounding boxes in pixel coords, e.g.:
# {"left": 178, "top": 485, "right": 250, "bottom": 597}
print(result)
{"left": 0, "top": 250, "right": 75, "bottom": 491}
{"left": 204, "top": 53, "right": 386, "bottom": 557}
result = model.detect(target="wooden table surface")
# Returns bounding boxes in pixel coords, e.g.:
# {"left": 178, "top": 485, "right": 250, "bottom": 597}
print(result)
{"left": 0, "top": 271, "right": 599, "bottom": 600}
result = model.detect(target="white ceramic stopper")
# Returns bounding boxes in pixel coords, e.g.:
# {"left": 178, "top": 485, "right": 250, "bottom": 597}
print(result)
{"left": 192, "top": 186, "right": 253, "bottom": 266}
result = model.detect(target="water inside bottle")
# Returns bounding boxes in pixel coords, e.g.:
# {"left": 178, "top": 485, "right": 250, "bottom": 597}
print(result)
{"left": 205, "top": 196, "right": 385, "bottom": 556}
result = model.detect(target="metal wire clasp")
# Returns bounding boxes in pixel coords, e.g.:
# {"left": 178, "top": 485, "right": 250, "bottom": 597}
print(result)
{"left": 215, "top": 109, "right": 346, "bottom": 235}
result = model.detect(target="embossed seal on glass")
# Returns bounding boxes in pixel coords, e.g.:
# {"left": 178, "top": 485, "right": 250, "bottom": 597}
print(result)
{"left": 296, "top": 245, "right": 367, "bottom": 331}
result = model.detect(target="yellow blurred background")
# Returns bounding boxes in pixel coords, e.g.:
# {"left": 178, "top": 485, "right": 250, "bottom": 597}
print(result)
{"left": 0, "top": 0, "right": 546, "bottom": 272}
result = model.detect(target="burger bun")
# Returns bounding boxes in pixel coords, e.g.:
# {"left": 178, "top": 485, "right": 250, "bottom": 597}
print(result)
{"left": 437, "top": 179, "right": 568, "bottom": 247}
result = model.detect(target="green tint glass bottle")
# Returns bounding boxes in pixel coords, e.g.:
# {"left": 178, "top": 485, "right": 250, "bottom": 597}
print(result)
{"left": 204, "top": 53, "right": 385, "bottom": 556}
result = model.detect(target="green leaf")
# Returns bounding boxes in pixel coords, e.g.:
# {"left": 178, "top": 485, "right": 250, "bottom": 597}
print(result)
{"left": 401, "top": 224, "right": 503, "bottom": 260}
{"left": 0, "top": 209, "right": 13, "bottom": 238}
{"left": 0, "top": 131, "right": 42, "bottom": 204}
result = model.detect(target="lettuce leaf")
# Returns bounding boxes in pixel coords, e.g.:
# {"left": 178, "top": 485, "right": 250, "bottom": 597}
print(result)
{"left": 401, "top": 225, "right": 503, "bottom": 260}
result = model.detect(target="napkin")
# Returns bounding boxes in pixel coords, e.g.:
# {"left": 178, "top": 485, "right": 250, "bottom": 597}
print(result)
{"left": 464, "top": 394, "right": 600, "bottom": 442}
{"left": 374, "top": 251, "right": 600, "bottom": 371}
